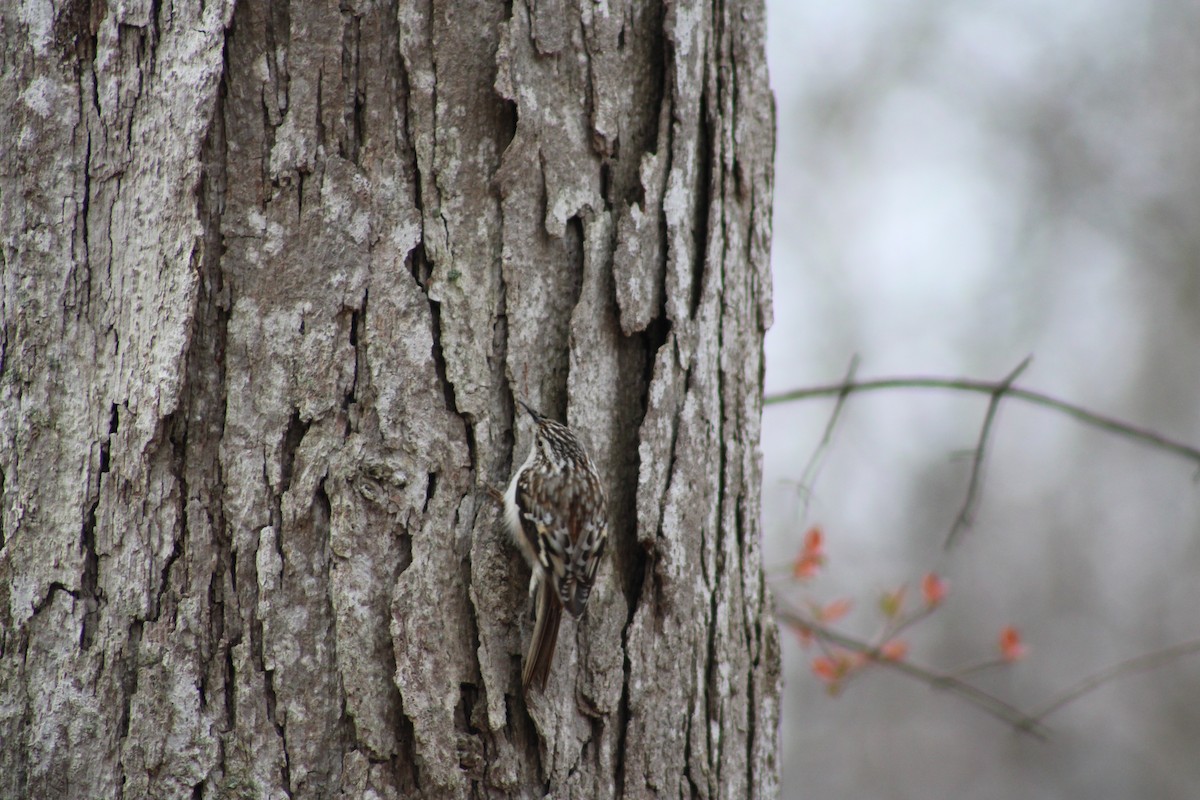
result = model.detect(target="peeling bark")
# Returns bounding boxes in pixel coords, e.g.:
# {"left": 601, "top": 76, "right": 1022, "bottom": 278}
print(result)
{"left": 0, "top": 0, "right": 778, "bottom": 798}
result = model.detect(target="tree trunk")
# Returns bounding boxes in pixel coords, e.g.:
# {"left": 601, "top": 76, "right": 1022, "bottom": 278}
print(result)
{"left": 0, "top": 0, "right": 778, "bottom": 797}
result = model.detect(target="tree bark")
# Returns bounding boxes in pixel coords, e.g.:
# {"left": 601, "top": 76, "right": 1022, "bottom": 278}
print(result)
{"left": 0, "top": 0, "right": 778, "bottom": 798}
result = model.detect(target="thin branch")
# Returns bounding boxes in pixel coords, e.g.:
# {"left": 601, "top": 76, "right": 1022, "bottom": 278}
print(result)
{"left": 795, "top": 355, "right": 860, "bottom": 520}
{"left": 776, "top": 602, "right": 1049, "bottom": 739}
{"left": 764, "top": 374, "right": 1200, "bottom": 467}
{"left": 946, "top": 659, "right": 1010, "bottom": 681}
{"left": 877, "top": 602, "right": 937, "bottom": 646}
{"left": 1031, "top": 638, "right": 1200, "bottom": 723}
{"left": 945, "top": 357, "right": 1032, "bottom": 548}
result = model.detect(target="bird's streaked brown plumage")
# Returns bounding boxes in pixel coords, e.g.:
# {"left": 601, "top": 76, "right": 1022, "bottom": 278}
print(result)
{"left": 502, "top": 401, "right": 608, "bottom": 689}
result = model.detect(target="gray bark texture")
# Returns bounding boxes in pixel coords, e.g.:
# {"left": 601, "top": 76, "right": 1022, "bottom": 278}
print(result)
{"left": 0, "top": 0, "right": 778, "bottom": 797}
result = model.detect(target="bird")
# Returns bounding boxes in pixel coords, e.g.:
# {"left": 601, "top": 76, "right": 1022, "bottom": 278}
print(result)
{"left": 501, "top": 400, "right": 608, "bottom": 689}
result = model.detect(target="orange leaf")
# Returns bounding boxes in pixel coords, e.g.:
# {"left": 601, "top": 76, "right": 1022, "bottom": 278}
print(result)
{"left": 811, "top": 656, "right": 840, "bottom": 683}
{"left": 812, "top": 650, "right": 860, "bottom": 693}
{"left": 818, "top": 598, "right": 853, "bottom": 623}
{"left": 998, "top": 625, "right": 1028, "bottom": 662}
{"left": 793, "top": 554, "right": 821, "bottom": 580}
{"left": 879, "top": 639, "right": 908, "bottom": 661}
{"left": 803, "top": 525, "right": 825, "bottom": 557}
{"left": 793, "top": 525, "right": 827, "bottom": 579}
{"left": 921, "top": 572, "right": 948, "bottom": 607}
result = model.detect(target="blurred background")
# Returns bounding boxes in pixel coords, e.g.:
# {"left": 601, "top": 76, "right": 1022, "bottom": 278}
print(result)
{"left": 761, "top": 2, "right": 1200, "bottom": 798}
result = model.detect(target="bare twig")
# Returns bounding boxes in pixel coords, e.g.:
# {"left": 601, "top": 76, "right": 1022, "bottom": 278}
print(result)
{"left": 946, "top": 659, "right": 1010, "bottom": 681}
{"left": 945, "top": 357, "right": 1032, "bottom": 548}
{"left": 776, "top": 602, "right": 1049, "bottom": 739}
{"left": 795, "top": 355, "right": 861, "bottom": 520}
{"left": 1031, "top": 638, "right": 1200, "bottom": 724}
{"left": 764, "top": 375, "right": 1200, "bottom": 466}
{"left": 877, "top": 602, "right": 937, "bottom": 645}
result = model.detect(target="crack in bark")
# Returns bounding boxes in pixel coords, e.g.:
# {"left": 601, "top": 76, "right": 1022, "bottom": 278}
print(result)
{"left": 260, "top": 0, "right": 291, "bottom": 193}
{"left": 613, "top": 623, "right": 635, "bottom": 795}
{"left": 689, "top": 93, "right": 712, "bottom": 321}
{"left": 259, "top": 403, "right": 310, "bottom": 795}
{"left": 199, "top": 57, "right": 235, "bottom": 741}
{"left": 29, "top": 582, "right": 81, "bottom": 617}
{"left": 426, "top": 297, "right": 457, "bottom": 413}
{"left": 342, "top": 298, "right": 363, "bottom": 424}
{"left": 396, "top": 34, "right": 421, "bottom": 208}
{"left": 341, "top": 9, "right": 365, "bottom": 164}
{"left": 279, "top": 411, "right": 309, "bottom": 501}
{"left": 52, "top": 0, "right": 104, "bottom": 63}
{"left": 404, "top": 243, "right": 467, "bottom": 445}
{"left": 119, "top": 24, "right": 150, "bottom": 162}
{"left": 743, "top": 498, "right": 762, "bottom": 795}
{"left": 223, "top": 644, "right": 236, "bottom": 728}
{"left": 147, "top": 0, "right": 163, "bottom": 73}
{"left": 704, "top": 139, "right": 732, "bottom": 796}
{"left": 78, "top": 128, "right": 92, "bottom": 312}
{"left": 78, "top": 402, "right": 116, "bottom": 651}
{"left": 262, "top": 663, "right": 294, "bottom": 797}
{"left": 151, "top": 411, "right": 189, "bottom": 624}
{"left": 492, "top": 265, "right": 515, "bottom": 480}
{"left": 454, "top": 683, "right": 485, "bottom": 786}
{"left": 706, "top": 77, "right": 737, "bottom": 798}
{"left": 683, "top": 707, "right": 703, "bottom": 799}
{"left": 116, "top": 620, "right": 142, "bottom": 742}
{"left": 314, "top": 474, "right": 355, "bottom": 776}
{"left": 706, "top": 334, "right": 728, "bottom": 800}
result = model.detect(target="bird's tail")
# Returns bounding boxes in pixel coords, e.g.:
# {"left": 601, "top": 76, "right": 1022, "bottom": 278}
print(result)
{"left": 523, "top": 580, "right": 562, "bottom": 690}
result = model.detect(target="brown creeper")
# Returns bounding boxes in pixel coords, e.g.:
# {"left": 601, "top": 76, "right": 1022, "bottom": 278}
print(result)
{"left": 502, "top": 400, "right": 608, "bottom": 689}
